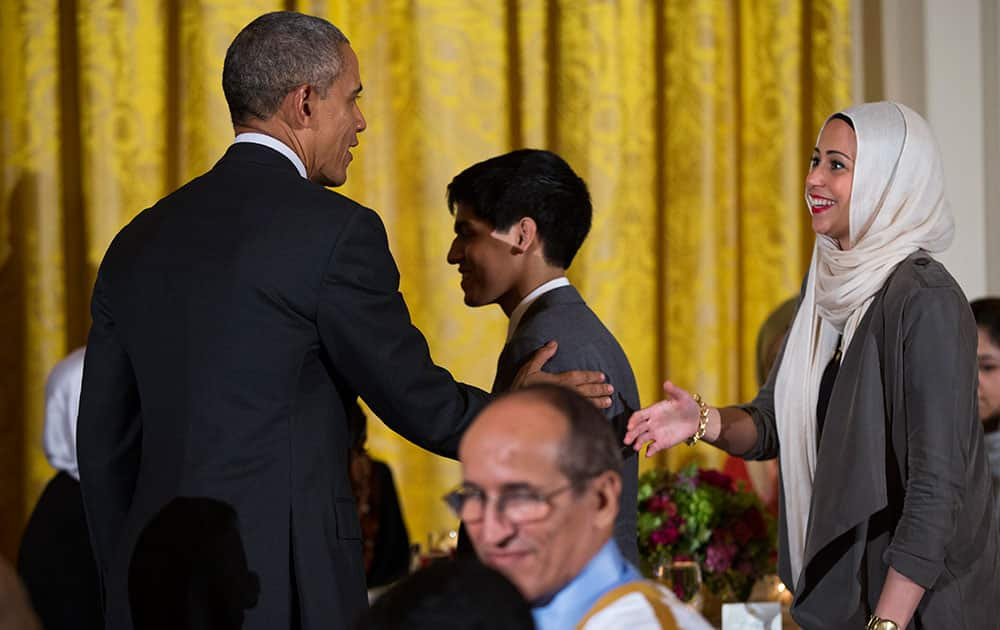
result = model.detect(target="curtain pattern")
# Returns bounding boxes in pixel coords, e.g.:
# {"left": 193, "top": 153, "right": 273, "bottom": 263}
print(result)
{"left": 0, "top": 0, "right": 850, "bottom": 556}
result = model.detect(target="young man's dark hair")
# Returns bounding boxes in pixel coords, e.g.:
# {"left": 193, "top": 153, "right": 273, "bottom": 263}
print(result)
{"left": 446, "top": 149, "right": 592, "bottom": 269}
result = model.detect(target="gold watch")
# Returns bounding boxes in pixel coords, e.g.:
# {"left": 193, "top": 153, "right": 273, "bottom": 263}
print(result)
{"left": 866, "top": 615, "right": 900, "bottom": 630}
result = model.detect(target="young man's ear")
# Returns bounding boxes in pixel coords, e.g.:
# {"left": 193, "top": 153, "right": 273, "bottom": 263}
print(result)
{"left": 512, "top": 217, "right": 538, "bottom": 253}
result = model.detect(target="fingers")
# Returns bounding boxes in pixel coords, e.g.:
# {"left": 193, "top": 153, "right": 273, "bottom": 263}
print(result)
{"left": 589, "top": 395, "right": 612, "bottom": 409}
{"left": 626, "top": 406, "right": 653, "bottom": 432}
{"left": 624, "top": 411, "right": 648, "bottom": 444}
{"left": 524, "top": 340, "right": 557, "bottom": 373}
{"left": 554, "top": 371, "right": 611, "bottom": 409}
{"left": 555, "top": 369, "right": 607, "bottom": 387}
{"left": 661, "top": 380, "right": 689, "bottom": 401}
{"left": 510, "top": 341, "right": 559, "bottom": 390}
{"left": 625, "top": 398, "right": 669, "bottom": 433}
{"left": 645, "top": 440, "right": 668, "bottom": 458}
{"left": 622, "top": 396, "right": 687, "bottom": 455}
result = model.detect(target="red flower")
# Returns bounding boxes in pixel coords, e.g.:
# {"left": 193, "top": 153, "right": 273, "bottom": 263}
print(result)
{"left": 705, "top": 542, "right": 737, "bottom": 573}
{"left": 646, "top": 493, "right": 677, "bottom": 516}
{"left": 732, "top": 520, "right": 753, "bottom": 545}
{"left": 651, "top": 523, "right": 680, "bottom": 546}
{"left": 697, "top": 469, "right": 734, "bottom": 492}
{"left": 743, "top": 506, "right": 767, "bottom": 539}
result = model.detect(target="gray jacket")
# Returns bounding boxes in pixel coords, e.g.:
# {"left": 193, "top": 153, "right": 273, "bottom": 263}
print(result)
{"left": 741, "top": 252, "right": 1000, "bottom": 629}
{"left": 494, "top": 285, "right": 641, "bottom": 566}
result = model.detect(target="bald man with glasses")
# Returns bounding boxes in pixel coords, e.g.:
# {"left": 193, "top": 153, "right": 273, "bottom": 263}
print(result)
{"left": 447, "top": 385, "right": 712, "bottom": 630}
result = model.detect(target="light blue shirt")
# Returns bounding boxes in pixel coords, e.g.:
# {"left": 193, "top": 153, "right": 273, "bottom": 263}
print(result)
{"left": 233, "top": 132, "right": 307, "bottom": 179}
{"left": 532, "top": 541, "right": 641, "bottom": 630}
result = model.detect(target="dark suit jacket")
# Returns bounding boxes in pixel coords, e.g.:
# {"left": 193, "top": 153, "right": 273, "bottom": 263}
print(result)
{"left": 741, "top": 252, "right": 1000, "bottom": 629}
{"left": 494, "top": 285, "right": 640, "bottom": 565}
{"left": 77, "top": 142, "right": 489, "bottom": 630}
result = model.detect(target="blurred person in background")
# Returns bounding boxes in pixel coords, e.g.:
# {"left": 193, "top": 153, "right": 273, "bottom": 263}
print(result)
{"left": 345, "top": 399, "right": 410, "bottom": 589}
{"left": 18, "top": 347, "right": 102, "bottom": 630}
{"left": 1, "top": 555, "right": 41, "bottom": 630}
{"left": 722, "top": 298, "right": 797, "bottom": 515}
{"left": 972, "top": 297, "right": 1000, "bottom": 525}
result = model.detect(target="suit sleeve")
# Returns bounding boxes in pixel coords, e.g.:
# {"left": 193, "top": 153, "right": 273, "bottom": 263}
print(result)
{"left": 883, "top": 286, "right": 975, "bottom": 588}
{"left": 77, "top": 263, "right": 142, "bottom": 594}
{"left": 316, "top": 208, "right": 490, "bottom": 459}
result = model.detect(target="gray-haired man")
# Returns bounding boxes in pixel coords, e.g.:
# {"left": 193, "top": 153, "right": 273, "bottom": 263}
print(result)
{"left": 77, "top": 12, "right": 610, "bottom": 630}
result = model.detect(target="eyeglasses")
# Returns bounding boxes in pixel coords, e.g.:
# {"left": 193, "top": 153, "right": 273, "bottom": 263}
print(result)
{"left": 442, "top": 483, "right": 575, "bottom": 524}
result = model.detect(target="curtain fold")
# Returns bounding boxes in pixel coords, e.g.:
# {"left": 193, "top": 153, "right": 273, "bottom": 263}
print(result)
{"left": 0, "top": 0, "right": 851, "bottom": 557}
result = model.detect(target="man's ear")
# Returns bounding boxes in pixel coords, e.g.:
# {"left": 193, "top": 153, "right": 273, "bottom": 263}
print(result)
{"left": 591, "top": 470, "right": 621, "bottom": 528}
{"left": 280, "top": 84, "right": 312, "bottom": 128}
{"left": 511, "top": 217, "right": 538, "bottom": 254}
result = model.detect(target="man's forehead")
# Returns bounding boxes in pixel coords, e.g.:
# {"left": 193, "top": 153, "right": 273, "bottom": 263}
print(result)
{"left": 335, "top": 43, "right": 361, "bottom": 86}
{"left": 460, "top": 440, "right": 564, "bottom": 490}
{"left": 475, "top": 395, "right": 566, "bottom": 434}
{"left": 460, "top": 397, "right": 567, "bottom": 465}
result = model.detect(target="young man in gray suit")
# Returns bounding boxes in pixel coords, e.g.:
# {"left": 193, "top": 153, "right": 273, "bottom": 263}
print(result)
{"left": 446, "top": 149, "right": 640, "bottom": 564}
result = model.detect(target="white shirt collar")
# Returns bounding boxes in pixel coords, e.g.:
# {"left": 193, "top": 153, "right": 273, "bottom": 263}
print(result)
{"left": 234, "top": 133, "right": 307, "bottom": 179}
{"left": 507, "top": 277, "right": 570, "bottom": 342}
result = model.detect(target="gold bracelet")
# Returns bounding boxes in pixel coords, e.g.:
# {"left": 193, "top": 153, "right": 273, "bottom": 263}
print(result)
{"left": 866, "top": 615, "right": 899, "bottom": 630}
{"left": 685, "top": 393, "right": 710, "bottom": 446}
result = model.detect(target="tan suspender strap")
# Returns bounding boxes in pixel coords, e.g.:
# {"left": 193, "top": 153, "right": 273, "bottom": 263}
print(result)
{"left": 574, "top": 580, "right": 680, "bottom": 629}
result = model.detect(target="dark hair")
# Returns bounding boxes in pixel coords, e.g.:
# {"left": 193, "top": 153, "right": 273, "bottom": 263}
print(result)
{"left": 223, "top": 12, "right": 349, "bottom": 125}
{"left": 972, "top": 298, "right": 1000, "bottom": 346}
{"left": 446, "top": 149, "right": 592, "bottom": 269}
{"left": 512, "top": 384, "right": 622, "bottom": 492}
{"left": 829, "top": 112, "right": 855, "bottom": 130}
{"left": 357, "top": 557, "right": 534, "bottom": 630}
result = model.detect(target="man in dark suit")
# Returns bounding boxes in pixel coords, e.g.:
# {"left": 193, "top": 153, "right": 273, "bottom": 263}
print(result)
{"left": 445, "top": 149, "right": 640, "bottom": 564}
{"left": 77, "top": 13, "right": 609, "bottom": 630}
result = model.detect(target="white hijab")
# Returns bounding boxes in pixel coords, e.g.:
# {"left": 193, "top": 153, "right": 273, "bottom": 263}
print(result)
{"left": 43, "top": 346, "right": 86, "bottom": 480}
{"left": 774, "top": 102, "right": 954, "bottom": 587}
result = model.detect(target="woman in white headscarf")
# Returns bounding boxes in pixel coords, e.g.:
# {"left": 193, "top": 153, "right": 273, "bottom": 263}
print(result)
{"left": 625, "top": 102, "right": 1000, "bottom": 629}
{"left": 18, "top": 347, "right": 103, "bottom": 630}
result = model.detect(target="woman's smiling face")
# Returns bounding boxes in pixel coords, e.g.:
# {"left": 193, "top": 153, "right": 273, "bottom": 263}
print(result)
{"left": 805, "top": 117, "right": 856, "bottom": 250}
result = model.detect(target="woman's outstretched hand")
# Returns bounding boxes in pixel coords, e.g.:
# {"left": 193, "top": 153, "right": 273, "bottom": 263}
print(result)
{"left": 624, "top": 381, "right": 702, "bottom": 457}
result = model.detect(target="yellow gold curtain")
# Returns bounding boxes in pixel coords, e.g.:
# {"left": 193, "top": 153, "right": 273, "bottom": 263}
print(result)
{"left": 0, "top": 0, "right": 851, "bottom": 557}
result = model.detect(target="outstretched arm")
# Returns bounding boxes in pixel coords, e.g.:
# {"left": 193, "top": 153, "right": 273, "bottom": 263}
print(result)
{"left": 623, "top": 381, "right": 759, "bottom": 457}
{"left": 317, "top": 208, "right": 490, "bottom": 459}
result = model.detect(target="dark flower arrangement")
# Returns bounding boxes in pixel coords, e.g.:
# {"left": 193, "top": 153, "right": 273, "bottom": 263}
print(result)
{"left": 637, "top": 464, "right": 777, "bottom": 602}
